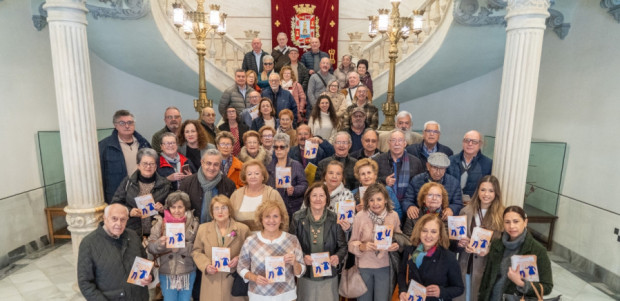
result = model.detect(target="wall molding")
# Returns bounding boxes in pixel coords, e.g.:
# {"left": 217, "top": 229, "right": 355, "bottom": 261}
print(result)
{"left": 32, "top": 0, "right": 150, "bottom": 31}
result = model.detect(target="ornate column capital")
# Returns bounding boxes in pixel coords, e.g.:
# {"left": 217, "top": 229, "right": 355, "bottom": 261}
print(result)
{"left": 505, "top": 0, "right": 550, "bottom": 31}
{"left": 65, "top": 204, "right": 106, "bottom": 234}
{"left": 43, "top": 0, "right": 88, "bottom": 24}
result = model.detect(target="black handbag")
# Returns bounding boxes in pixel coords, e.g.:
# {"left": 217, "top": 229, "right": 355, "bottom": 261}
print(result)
{"left": 228, "top": 271, "right": 249, "bottom": 297}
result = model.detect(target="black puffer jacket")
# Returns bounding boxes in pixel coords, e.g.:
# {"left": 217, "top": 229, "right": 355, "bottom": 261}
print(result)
{"left": 289, "top": 208, "right": 348, "bottom": 279}
{"left": 77, "top": 224, "right": 149, "bottom": 301}
{"left": 111, "top": 171, "right": 170, "bottom": 236}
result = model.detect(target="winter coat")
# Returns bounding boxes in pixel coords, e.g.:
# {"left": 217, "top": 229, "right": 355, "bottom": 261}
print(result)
{"left": 218, "top": 83, "right": 254, "bottom": 117}
{"left": 157, "top": 153, "right": 196, "bottom": 190}
{"left": 446, "top": 150, "right": 493, "bottom": 198}
{"left": 147, "top": 211, "right": 199, "bottom": 276}
{"left": 266, "top": 158, "right": 308, "bottom": 219}
{"left": 238, "top": 145, "right": 272, "bottom": 167}
{"left": 405, "top": 142, "right": 454, "bottom": 171}
{"left": 402, "top": 172, "right": 464, "bottom": 217}
{"left": 242, "top": 50, "right": 269, "bottom": 75}
{"left": 250, "top": 116, "right": 280, "bottom": 132}
{"left": 178, "top": 172, "right": 237, "bottom": 221}
{"left": 261, "top": 86, "right": 299, "bottom": 126}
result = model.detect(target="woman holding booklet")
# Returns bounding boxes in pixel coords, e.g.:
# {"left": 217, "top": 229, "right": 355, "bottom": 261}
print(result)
{"left": 402, "top": 182, "right": 449, "bottom": 237}
{"left": 237, "top": 199, "right": 305, "bottom": 300}
{"left": 289, "top": 182, "right": 348, "bottom": 300}
{"left": 349, "top": 183, "right": 401, "bottom": 301}
{"left": 147, "top": 191, "right": 199, "bottom": 300}
{"left": 454, "top": 175, "right": 505, "bottom": 301}
{"left": 351, "top": 158, "right": 403, "bottom": 219}
{"left": 191, "top": 195, "right": 250, "bottom": 301}
{"left": 398, "top": 214, "right": 464, "bottom": 301}
{"left": 478, "top": 206, "right": 553, "bottom": 301}
{"left": 266, "top": 132, "right": 308, "bottom": 219}
{"left": 321, "top": 161, "right": 355, "bottom": 221}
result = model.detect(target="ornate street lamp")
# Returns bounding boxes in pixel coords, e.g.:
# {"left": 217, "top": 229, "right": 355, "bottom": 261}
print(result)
{"left": 172, "top": 0, "right": 227, "bottom": 115}
{"left": 368, "top": 0, "right": 424, "bottom": 130}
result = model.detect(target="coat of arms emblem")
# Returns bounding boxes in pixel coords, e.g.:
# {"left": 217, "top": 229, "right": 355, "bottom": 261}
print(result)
{"left": 290, "top": 4, "right": 320, "bottom": 50}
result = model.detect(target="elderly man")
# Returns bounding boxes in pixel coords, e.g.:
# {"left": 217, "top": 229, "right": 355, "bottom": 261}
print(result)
{"left": 402, "top": 152, "right": 463, "bottom": 221}
{"left": 300, "top": 37, "right": 331, "bottom": 74}
{"left": 151, "top": 106, "right": 182, "bottom": 153}
{"left": 314, "top": 131, "right": 359, "bottom": 190}
{"left": 373, "top": 129, "right": 424, "bottom": 205}
{"left": 200, "top": 107, "right": 218, "bottom": 144}
{"left": 307, "top": 57, "right": 336, "bottom": 113}
{"left": 99, "top": 110, "right": 151, "bottom": 203}
{"left": 241, "top": 90, "right": 262, "bottom": 127}
{"left": 447, "top": 130, "right": 493, "bottom": 201}
{"left": 242, "top": 38, "right": 269, "bottom": 74}
{"left": 341, "top": 71, "right": 362, "bottom": 104}
{"left": 272, "top": 32, "right": 291, "bottom": 72}
{"left": 351, "top": 128, "right": 381, "bottom": 159}
{"left": 218, "top": 69, "right": 255, "bottom": 116}
{"left": 261, "top": 72, "right": 299, "bottom": 126}
{"left": 285, "top": 47, "right": 309, "bottom": 92}
{"left": 406, "top": 120, "right": 453, "bottom": 170}
{"left": 379, "top": 111, "right": 423, "bottom": 152}
{"left": 341, "top": 107, "right": 368, "bottom": 152}
{"left": 179, "top": 149, "right": 236, "bottom": 223}
{"left": 78, "top": 204, "right": 151, "bottom": 300}
{"left": 340, "top": 85, "right": 379, "bottom": 130}
{"left": 158, "top": 132, "right": 193, "bottom": 190}
{"left": 288, "top": 124, "right": 335, "bottom": 168}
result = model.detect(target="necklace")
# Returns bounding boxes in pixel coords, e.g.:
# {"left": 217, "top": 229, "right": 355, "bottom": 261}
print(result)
{"left": 310, "top": 225, "right": 321, "bottom": 244}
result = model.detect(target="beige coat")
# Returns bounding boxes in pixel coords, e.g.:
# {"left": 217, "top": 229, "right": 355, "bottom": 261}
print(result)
{"left": 191, "top": 219, "right": 250, "bottom": 301}
{"left": 455, "top": 205, "right": 502, "bottom": 301}
{"left": 229, "top": 185, "right": 285, "bottom": 232}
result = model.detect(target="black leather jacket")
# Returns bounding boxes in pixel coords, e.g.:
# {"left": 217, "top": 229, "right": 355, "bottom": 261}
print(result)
{"left": 289, "top": 208, "right": 348, "bottom": 279}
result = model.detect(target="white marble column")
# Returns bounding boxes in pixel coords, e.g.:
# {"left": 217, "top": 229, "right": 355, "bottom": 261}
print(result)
{"left": 492, "top": 0, "right": 550, "bottom": 207}
{"left": 43, "top": 0, "right": 106, "bottom": 261}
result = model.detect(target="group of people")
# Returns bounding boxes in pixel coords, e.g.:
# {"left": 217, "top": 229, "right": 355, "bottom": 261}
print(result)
{"left": 80, "top": 36, "right": 553, "bottom": 301}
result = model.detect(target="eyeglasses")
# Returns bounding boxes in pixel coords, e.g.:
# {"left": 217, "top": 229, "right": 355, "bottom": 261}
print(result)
{"left": 165, "top": 115, "right": 181, "bottom": 120}
{"left": 273, "top": 145, "right": 287, "bottom": 150}
{"left": 463, "top": 138, "right": 480, "bottom": 145}
{"left": 213, "top": 206, "right": 229, "bottom": 212}
{"left": 264, "top": 62, "right": 274, "bottom": 65}
{"left": 219, "top": 143, "right": 232, "bottom": 147}
{"left": 426, "top": 194, "right": 442, "bottom": 199}
{"left": 364, "top": 139, "right": 377, "bottom": 143}
{"left": 140, "top": 162, "right": 156, "bottom": 168}
{"left": 115, "top": 121, "right": 135, "bottom": 127}
{"left": 334, "top": 141, "right": 349, "bottom": 145}
{"left": 161, "top": 142, "right": 176, "bottom": 147}
{"left": 201, "top": 161, "right": 221, "bottom": 168}
{"left": 424, "top": 129, "right": 440, "bottom": 135}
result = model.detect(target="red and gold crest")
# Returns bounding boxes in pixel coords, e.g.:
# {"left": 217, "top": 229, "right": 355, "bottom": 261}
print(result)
{"left": 290, "top": 4, "right": 321, "bottom": 50}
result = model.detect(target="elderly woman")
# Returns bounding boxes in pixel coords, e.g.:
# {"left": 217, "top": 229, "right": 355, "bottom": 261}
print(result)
{"left": 403, "top": 182, "right": 449, "bottom": 237}
{"left": 333, "top": 54, "right": 355, "bottom": 89}
{"left": 238, "top": 130, "right": 272, "bottom": 167}
{"left": 257, "top": 55, "right": 275, "bottom": 90}
{"left": 191, "top": 195, "right": 251, "bottom": 301}
{"left": 349, "top": 183, "right": 401, "bottom": 301}
{"left": 111, "top": 148, "right": 170, "bottom": 236}
{"left": 251, "top": 98, "right": 280, "bottom": 132}
{"left": 266, "top": 132, "right": 308, "bottom": 218}
{"left": 238, "top": 199, "right": 305, "bottom": 300}
{"left": 289, "top": 182, "right": 347, "bottom": 300}
{"left": 147, "top": 191, "right": 199, "bottom": 300}
{"left": 321, "top": 79, "right": 347, "bottom": 119}
{"left": 246, "top": 69, "right": 261, "bottom": 94}
{"left": 397, "top": 214, "right": 464, "bottom": 301}
{"left": 178, "top": 120, "right": 213, "bottom": 170}
{"left": 280, "top": 66, "right": 306, "bottom": 123}
{"left": 230, "top": 159, "right": 285, "bottom": 232}
{"left": 322, "top": 161, "right": 354, "bottom": 216}
{"left": 215, "top": 131, "right": 243, "bottom": 188}
{"left": 478, "top": 206, "right": 553, "bottom": 301}
{"left": 455, "top": 175, "right": 505, "bottom": 301}
{"left": 219, "top": 107, "right": 249, "bottom": 157}
{"left": 277, "top": 109, "right": 296, "bottom": 147}
{"left": 258, "top": 126, "right": 276, "bottom": 157}
{"left": 158, "top": 132, "right": 194, "bottom": 190}
{"left": 357, "top": 59, "right": 373, "bottom": 95}
{"left": 351, "top": 158, "right": 402, "bottom": 219}
{"left": 308, "top": 95, "right": 339, "bottom": 143}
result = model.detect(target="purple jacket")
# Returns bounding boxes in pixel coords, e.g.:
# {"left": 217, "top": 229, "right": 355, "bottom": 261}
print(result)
{"left": 267, "top": 157, "right": 309, "bottom": 218}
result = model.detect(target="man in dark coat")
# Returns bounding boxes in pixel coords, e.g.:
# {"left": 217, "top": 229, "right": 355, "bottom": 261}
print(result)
{"left": 99, "top": 110, "right": 150, "bottom": 203}
{"left": 315, "top": 132, "right": 359, "bottom": 190}
{"left": 241, "top": 38, "right": 269, "bottom": 74}
{"left": 261, "top": 72, "right": 299, "bottom": 126}
{"left": 78, "top": 204, "right": 151, "bottom": 300}
{"left": 288, "top": 124, "right": 334, "bottom": 168}
{"left": 446, "top": 130, "right": 493, "bottom": 201}
{"left": 406, "top": 120, "right": 453, "bottom": 171}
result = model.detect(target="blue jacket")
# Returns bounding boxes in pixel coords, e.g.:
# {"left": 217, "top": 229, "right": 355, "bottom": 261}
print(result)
{"left": 446, "top": 150, "right": 493, "bottom": 198}
{"left": 351, "top": 185, "right": 403, "bottom": 220}
{"left": 402, "top": 172, "right": 463, "bottom": 215}
{"left": 300, "top": 50, "right": 332, "bottom": 73}
{"left": 99, "top": 129, "right": 150, "bottom": 203}
{"left": 261, "top": 86, "right": 299, "bottom": 126}
{"left": 406, "top": 142, "right": 454, "bottom": 170}
{"left": 251, "top": 117, "right": 280, "bottom": 132}
{"left": 266, "top": 158, "right": 308, "bottom": 218}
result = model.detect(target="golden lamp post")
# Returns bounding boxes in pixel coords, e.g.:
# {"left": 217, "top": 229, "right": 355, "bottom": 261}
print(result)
{"left": 368, "top": 0, "right": 424, "bottom": 130}
{"left": 172, "top": 0, "right": 227, "bottom": 115}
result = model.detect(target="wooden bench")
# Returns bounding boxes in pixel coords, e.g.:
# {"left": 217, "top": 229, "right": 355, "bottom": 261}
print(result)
{"left": 44, "top": 205, "right": 71, "bottom": 245}
{"left": 524, "top": 204, "right": 558, "bottom": 251}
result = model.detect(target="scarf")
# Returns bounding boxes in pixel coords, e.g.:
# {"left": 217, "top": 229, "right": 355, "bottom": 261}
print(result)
{"left": 197, "top": 170, "right": 222, "bottom": 223}
{"left": 367, "top": 208, "right": 387, "bottom": 225}
{"left": 410, "top": 244, "right": 437, "bottom": 268}
{"left": 162, "top": 153, "right": 181, "bottom": 171}
{"left": 393, "top": 152, "right": 410, "bottom": 200}
{"left": 490, "top": 229, "right": 528, "bottom": 300}
{"left": 164, "top": 210, "right": 186, "bottom": 224}
{"left": 221, "top": 156, "right": 232, "bottom": 175}
{"left": 421, "top": 206, "right": 442, "bottom": 216}
{"left": 281, "top": 79, "right": 293, "bottom": 90}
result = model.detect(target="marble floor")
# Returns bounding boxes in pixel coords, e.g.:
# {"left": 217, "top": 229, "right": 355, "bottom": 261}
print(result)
{"left": 0, "top": 241, "right": 616, "bottom": 301}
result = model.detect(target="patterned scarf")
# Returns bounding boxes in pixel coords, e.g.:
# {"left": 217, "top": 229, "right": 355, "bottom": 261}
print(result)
{"left": 197, "top": 170, "right": 222, "bottom": 223}
{"left": 410, "top": 244, "right": 437, "bottom": 268}
{"left": 393, "top": 153, "right": 410, "bottom": 200}
{"left": 367, "top": 208, "right": 387, "bottom": 225}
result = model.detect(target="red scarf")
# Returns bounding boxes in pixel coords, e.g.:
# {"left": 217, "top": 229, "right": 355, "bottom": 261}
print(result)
{"left": 164, "top": 210, "right": 186, "bottom": 223}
